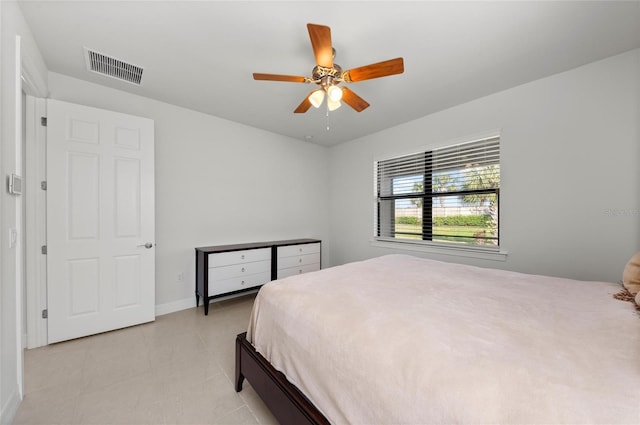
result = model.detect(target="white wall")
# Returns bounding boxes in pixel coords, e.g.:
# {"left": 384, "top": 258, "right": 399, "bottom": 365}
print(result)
{"left": 47, "top": 72, "right": 331, "bottom": 310}
{"left": 0, "top": 1, "right": 48, "bottom": 423}
{"left": 328, "top": 49, "right": 640, "bottom": 283}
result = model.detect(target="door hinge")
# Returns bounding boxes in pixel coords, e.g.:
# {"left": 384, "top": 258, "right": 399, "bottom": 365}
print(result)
{"left": 41, "top": 117, "right": 47, "bottom": 126}
{"left": 41, "top": 245, "right": 47, "bottom": 255}
{"left": 41, "top": 181, "right": 47, "bottom": 191}
{"left": 41, "top": 309, "right": 48, "bottom": 319}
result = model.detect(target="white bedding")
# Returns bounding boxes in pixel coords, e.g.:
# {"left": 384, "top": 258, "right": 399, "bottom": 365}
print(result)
{"left": 247, "top": 254, "right": 640, "bottom": 424}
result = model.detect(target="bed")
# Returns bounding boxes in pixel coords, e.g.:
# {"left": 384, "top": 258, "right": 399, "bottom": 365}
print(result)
{"left": 235, "top": 254, "right": 640, "bottom": 424}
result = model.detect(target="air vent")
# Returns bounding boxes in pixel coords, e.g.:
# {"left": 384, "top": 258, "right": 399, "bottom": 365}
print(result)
{"left": 84, "top": 48, "right": 143, "bottom": 85}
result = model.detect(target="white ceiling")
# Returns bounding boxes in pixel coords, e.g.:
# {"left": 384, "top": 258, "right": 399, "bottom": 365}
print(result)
{"left": 18, "top": 1, "right": 640, "bottom": 146}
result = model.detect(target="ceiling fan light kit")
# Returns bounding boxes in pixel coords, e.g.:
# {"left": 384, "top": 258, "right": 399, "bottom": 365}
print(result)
{"left": 309, "top": 89, "right": 325, "bottom": 108}
{"left": 327, "top": 98, "right": 341, "bottom": 112}
{"left": 253, "top": 23, "right": 404, "bottom": 114}
{"left": 327, "top": 85, "right": 343, "bottom": 102}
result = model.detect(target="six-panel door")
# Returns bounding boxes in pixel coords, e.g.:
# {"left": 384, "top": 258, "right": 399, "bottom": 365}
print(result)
{"left": 46, "top": 99, "right": 155, "bottom": 343}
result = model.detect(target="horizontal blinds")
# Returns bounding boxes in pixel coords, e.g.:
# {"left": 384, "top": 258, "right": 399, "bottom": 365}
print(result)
{"left": 377, "top": 152, "right": 425, "bottom": 196}
{"left": 376, "top": 136, "right": 500, "bottom": 245}
{"left": 432, "top": 137, "right": 500, "bottom": 172}
{"left": 376, "top": 137, "right": 500, "bottom": 197}
{"left": 433, "top": 137, "right": 500, "bottom": 194}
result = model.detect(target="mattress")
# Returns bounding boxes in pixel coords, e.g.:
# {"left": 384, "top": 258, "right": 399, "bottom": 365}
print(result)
{"left": 247, "top": 254, "right": 640, "bottom": 424}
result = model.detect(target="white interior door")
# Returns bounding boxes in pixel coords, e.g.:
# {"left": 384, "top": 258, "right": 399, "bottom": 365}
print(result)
{"left": 46, "top": 99, "right": 155, "bottom": 344}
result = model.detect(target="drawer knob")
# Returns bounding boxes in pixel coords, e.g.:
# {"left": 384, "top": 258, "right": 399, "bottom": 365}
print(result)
{"left": 299, "top": 248, "right": 302, "bottom": 252}
{"left": 299, "top": 258, "right": 302, "bottom": 263}
{"left": 241, "top": 267, "right": 245, "bottom": 272}
{"left": 241, "top": 254, "right": 245, "bottom": 259}
{"left": 299, "top": 269, "right": 302, "bottom": 274}
{"left": 241, "top": 280, "right": 245, "bottom": 285}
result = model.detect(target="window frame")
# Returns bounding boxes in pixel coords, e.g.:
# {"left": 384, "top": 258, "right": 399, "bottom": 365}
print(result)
{"left": 373, "top": 135, "right": 502, "bottom": 255}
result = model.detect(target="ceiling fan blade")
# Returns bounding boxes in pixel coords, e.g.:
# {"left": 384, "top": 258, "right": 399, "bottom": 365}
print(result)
{"left": 341, "top": 87, "right": 370, "bottom": 112}
{"left": 294, "top": 93, "right": 313, "bottom": 113}
{"left": 307, "top": 23, "right": 333, "bottom": 68}
{"left": 343, "top": 57, "right": 404, "bottom": 82}
{"left": 253, "top": 73, "right": 307, "bottom": 83}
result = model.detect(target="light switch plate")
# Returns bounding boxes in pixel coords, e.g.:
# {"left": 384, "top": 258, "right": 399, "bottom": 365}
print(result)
{"left": 9, "top": 174, "right": 22, "bottom": 195}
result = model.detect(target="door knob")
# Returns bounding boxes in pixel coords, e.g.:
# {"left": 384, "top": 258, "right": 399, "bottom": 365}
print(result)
{"left": 137, "top": 242, "right": 153, "bottom": 249}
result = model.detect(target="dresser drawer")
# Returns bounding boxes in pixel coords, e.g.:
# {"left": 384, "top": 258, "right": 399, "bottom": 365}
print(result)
{"left": 209, "top": 259, "right": 271, "bottom": 281}
{"left": 277, "top": 242, "right": 321, "bottom": 258}
{"left": 208, "top": 271, "right": 271, "bottom": 296}
{"left": 277, "top": 262, "right": 320, "bottom": 279}
{"left": 208, "top": 247, "right": 271, "bottom": 268}
{"left": 277, "top": 252, "right": 320, "bottom": 269}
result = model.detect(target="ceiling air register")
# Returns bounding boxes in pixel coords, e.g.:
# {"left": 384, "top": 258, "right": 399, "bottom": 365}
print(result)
{"left": 84, "top": 48, "right": 143, "bottom": 85}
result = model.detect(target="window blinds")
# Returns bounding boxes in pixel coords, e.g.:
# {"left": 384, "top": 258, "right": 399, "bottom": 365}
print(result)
{"left": 376, "top": 137, "right": 500, "bottom": 197}
{"left": 375, "top": 136, "right": 500, "bottom": 245}
{"left": 431, "top": 137, "right": 500, "bottom": 193}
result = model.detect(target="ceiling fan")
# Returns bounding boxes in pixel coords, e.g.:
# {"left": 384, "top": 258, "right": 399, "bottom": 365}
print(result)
{"left": 253, "top": 23, "right": 404, "bottom": 113}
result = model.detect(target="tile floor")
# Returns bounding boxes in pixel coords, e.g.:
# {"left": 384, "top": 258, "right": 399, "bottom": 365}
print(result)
{"left": 13, "top": 293, "right": 279, "bottom": 425}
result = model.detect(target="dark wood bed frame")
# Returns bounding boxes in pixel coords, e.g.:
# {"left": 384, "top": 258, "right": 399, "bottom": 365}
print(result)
{"left": 235, "top": 332, "right": 331, "bottom": 425}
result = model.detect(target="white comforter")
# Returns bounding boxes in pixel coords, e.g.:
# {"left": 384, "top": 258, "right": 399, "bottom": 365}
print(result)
{"left": 247, "top": 254, "right": 640, "bottom": 424}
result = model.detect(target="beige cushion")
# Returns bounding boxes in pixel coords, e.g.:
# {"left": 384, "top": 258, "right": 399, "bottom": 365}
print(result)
{"left": 622, "top": 252, "right": 640, "bottom": 295}
{"left": 636, "top": 291, "right": 640, "bottom": 307}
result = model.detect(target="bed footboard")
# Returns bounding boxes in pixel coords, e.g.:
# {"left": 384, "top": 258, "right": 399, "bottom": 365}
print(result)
{"left": 235, "top": 332, "right": 330, "bottom": 425}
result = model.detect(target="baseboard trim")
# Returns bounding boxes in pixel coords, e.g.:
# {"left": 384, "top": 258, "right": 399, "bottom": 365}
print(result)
{"left": 155, "top": 297, "right": 196, "bottom": 316}
{"left": 155, "top": 290, "right": 259, "bottom": 317}
{"left": 1, "top": 387, "right": 21, "bottom": 425}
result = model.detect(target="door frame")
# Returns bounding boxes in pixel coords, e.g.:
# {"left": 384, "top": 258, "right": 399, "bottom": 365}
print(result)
{"left": 24, "top": 95, "right": 47, "bottom": 348}
{"left": 22, "top": 44, "right": 48, "bottom": 349}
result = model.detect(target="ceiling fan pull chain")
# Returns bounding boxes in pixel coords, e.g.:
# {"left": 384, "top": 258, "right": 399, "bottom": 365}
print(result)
{"left": 326, "top": 104, "right": 330, "bottom": 131}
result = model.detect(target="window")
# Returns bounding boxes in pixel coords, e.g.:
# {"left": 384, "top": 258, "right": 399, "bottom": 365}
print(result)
{"left": 375, "top": 136, "right": 500, "bottom": 248}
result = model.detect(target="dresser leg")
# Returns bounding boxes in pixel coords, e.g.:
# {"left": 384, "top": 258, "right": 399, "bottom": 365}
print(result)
{"left": 195, "top": 292, "right": 200, "bottom": 308}
{"left": 204, "top": 300, "right": 209, "bottom": 316}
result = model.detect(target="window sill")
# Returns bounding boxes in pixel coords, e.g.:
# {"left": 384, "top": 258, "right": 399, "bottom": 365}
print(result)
{"left": 370, "top": 238, "right": 508, "bottom": 262}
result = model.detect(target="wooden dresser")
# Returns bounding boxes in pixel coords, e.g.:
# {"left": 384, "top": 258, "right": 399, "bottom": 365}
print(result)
{"left": 195, "top": 239, "right": 321, "bottom": 315}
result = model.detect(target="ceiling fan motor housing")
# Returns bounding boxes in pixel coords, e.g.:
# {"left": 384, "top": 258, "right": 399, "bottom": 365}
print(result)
{"left": 312, "top": 64, "right": 342, "bottom": 82}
